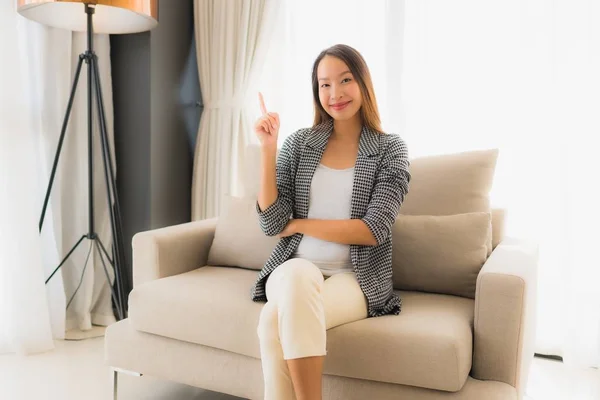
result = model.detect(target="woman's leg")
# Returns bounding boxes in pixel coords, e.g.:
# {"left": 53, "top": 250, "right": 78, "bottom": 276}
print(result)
{"left": 257, "top": 301, "right": 297, "bottom": 400}
{"left": 286, "top": 271, "right": 369, "bottom": 399}
{"left": 257, "top": 258, "right": 324, "bottom": 400}
{"left": 258, "top": 260, "right": 368, "bottom": 400}
{"left": 267, "top": 259, "right": 326, "bottom": 400}
{"left": 321, "top": 271, "right": 368, "bottom": 330}
{"left": 286, "top": 356, "right": 324, "bottom": 400}
{"left": 284, "top": 271, "right": 369, "bottom": 400}
{"left": 284, "top": 269, "right": 369, "bottom": 400}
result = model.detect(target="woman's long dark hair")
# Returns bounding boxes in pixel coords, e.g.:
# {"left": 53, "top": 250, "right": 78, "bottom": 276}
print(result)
{"left": 311, "top": 44, "right": 383, "bottom": 133}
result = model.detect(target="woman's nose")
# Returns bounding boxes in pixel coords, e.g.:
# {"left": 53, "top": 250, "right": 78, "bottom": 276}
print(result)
{"left": 330, "top": 87, "right": 343, "bottom": 100}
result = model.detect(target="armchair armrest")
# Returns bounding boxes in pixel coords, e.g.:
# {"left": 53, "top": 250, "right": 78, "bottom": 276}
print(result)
{"left": 472, "top": 237, "right": 538, "bottom": 400}
{"left": 132, "top": 218, "right": 218, "bottom": 288}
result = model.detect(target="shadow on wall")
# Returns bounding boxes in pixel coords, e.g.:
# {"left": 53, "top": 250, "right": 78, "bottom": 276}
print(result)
{"left": 110, "top": 0, "right": 201, "bottom": 308}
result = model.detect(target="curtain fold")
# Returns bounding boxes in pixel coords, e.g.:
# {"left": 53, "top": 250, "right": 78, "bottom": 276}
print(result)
{"left": 191, "top": 0, "right": 281, "bottom": 220}
{"left": 0, "top": 2, "right": 116, "bottom": 355}
{"left": 1, "top": 0, "right": 55, "bottom": 355}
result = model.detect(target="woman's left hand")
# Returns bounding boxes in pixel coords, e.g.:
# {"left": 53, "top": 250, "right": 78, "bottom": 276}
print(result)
{"left": 278, "top": 219, "right": 298, "bottom": 238}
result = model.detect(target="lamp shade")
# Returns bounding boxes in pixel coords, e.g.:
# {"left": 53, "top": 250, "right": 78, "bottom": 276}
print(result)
{"left": 17, "top": 0, "right": 158, "bottom": 34}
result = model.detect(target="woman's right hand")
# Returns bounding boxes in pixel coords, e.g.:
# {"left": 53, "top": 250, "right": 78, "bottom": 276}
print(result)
{"left": 254, "top": 92, "right": 280, "bottom": 149}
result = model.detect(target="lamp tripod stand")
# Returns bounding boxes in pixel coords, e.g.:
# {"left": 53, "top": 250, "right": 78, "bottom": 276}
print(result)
{"left": 39, "top": 4, "right": 127, "bottom": 320}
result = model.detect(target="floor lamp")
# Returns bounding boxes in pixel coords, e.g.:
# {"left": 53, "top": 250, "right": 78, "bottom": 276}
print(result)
{"left": 17, "top": 0, "right": 158, "bottom": 321}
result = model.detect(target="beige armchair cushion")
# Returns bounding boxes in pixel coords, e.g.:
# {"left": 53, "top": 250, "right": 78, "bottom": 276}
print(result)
{"left": 207, "top": 196, "right": 278, "bottom": 270}
{"left": 400, "top": 148, "right": 498, "bottom": 216}
{"left": 128, "top": 266, "right": 475, "bottom": 392}
{"left": 392, "top": 212, "right": 492, "bottom": 298}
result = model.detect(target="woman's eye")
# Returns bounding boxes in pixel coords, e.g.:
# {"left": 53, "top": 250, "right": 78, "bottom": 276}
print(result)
{"left": 321, "top": 83, "right": 330, "bottom": 88}
{"left": 342, "top": 78, "right": 352, "bottom": 83}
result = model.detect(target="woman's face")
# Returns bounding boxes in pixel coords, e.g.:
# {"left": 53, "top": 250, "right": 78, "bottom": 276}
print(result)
{"left": 317, "top": 55, "right": 362, "bottom": 121}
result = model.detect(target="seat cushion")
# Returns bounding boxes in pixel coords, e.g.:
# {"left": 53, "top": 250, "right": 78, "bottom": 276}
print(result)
{"left": 128, "top": 266, "right": 474, "bottom": 392}
{"left": 325, "top": 290, "right": 475, "bottom": 392}
{"left": 128, "top": 266, "right": 264, "bottom": 359}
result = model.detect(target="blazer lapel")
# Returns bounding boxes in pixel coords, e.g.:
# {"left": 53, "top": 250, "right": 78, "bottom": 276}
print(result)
{"left": 296, "top": 120, "right": 334, "bottom": 219}
{"left": 350, "top": 126, "right": 381, "bottom": 219}
{"left": 295, "top": 120, "right": 381, "bottom": 221}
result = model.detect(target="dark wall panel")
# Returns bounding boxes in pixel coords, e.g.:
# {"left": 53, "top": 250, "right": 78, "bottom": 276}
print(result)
{"left": 110, "top": 0, "right": 200, "bottom": 302}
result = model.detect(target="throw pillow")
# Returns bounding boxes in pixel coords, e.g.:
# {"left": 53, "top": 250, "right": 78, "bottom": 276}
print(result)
{"left": 400, "top": 148, "right": 498, "bottom": 216}
{"left": 207, "top": 196, "right": 278, "bottom": 270}
{"left": 392, "top": 212, "right": 492, "bottom": 299}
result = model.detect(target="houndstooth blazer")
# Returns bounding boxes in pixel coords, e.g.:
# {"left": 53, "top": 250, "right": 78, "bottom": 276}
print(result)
{"left": 251, "top": 119, "right": 411, "bottom": 317}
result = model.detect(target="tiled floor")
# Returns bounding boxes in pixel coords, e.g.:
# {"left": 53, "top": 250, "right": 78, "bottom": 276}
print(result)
{"left": 0, "top": 334, "right": 598, "bottom": 400}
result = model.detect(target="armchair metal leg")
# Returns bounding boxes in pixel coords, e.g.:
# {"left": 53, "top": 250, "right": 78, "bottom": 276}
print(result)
{"left": 112, "top": 368, "right": 143, "bottom": 400}
{"left": 113, "top": 370, "right": 118, "bottom": 400}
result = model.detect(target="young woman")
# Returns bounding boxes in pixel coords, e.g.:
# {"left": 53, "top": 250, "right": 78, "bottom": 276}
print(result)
{"left": 252, "top": 44, "right": 411, "bottom": 400}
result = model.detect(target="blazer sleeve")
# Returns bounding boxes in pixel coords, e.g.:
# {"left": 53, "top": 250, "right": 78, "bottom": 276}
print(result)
{"left": 361, "top": 135, "right": 411, "bottom": 246}
{"left": 255, "top": 132, "right": 299, "bottom": 236}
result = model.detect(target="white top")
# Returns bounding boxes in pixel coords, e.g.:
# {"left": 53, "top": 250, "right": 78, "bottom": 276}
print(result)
{"left": 292, "top": 163, "right": 355, "bottom": 276}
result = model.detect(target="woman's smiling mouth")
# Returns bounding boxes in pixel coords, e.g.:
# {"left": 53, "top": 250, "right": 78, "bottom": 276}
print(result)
{"left": 330, "top": 101, "right": 351, "bottom": 111}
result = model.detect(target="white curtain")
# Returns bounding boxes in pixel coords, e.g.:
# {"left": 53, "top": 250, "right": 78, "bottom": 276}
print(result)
{"left": 259, "top": 0, "right": 600, "bottom": 369}
{"left": 0, "top": 2, "right": 116, "bottom": 354}
{"left": 0, "top": 1, "right": 54, "bottom": 355}
{"left": 191, "top": 0, "right": 281, "bottom": 220}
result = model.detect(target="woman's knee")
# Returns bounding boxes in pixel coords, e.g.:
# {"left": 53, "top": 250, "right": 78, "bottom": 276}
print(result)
{"left": 277, "top": 259, "right": 323, "bottom": 289}
{"left": 266, "top": 259, "right": 324, "bottom": 304}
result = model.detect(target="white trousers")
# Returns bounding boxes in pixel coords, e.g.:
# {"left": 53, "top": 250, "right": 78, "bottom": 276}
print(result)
{"left": 256, "top": 258, "right": 368, "bottom": 400}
